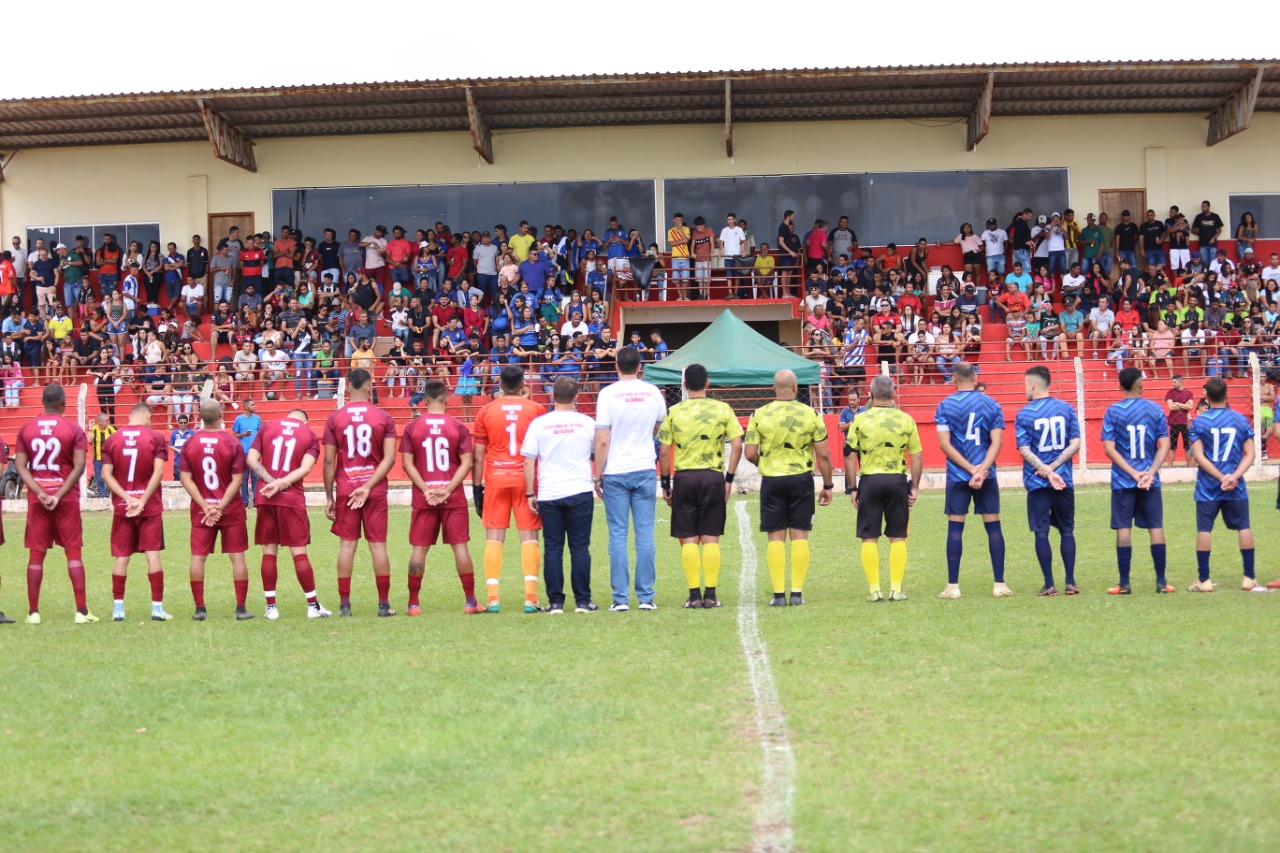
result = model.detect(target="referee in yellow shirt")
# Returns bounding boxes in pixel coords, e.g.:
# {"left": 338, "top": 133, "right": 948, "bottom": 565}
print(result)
{"left": 846, "top": 375, "right": 923, "bottom": 602}
{"left": 658, "top": 363, "right": 743, "bottom": 610}
{"left": 744, "top": 369, "right": 834, "bottom": 607}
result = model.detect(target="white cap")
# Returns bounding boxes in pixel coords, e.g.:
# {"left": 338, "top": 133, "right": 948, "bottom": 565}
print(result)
{"left": 54, "top": 243, "right": 67, "bottom": 250}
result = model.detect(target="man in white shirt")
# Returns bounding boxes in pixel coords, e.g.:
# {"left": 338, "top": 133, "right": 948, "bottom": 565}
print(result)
{"left": 980, "top": 217, "right": 1008, "bottom": 280}
{"left": 1061, "top": 262, "right": 1087, "bottom": 302}
{"left": 719, "top": 213, "right": 748, "bottom": 299}
{"left": 258, "top": 341, "right": 290, "bottom": 398}
{"left": 10, "top": 237, "right": 27, "bottom": 281}
{"left": 594, "top": 346, "right": 667, "bottom": 611}
{"left": 1262, "top": 253, "right": 1280, "bottom": 287}
{"left": 521, "top": 377, "right": 598, "bottom": 614}
{"left": 560, "top": 310, "right": 589, "bottom": 339}
{"left": 359, "top": 225, "right": 389, "bottom": 290}
{"left": 1088, "top": 296, "right": 1116, "bottom": 357}
{"left": 180, "top": 278, "right": 206, "bottom": 317}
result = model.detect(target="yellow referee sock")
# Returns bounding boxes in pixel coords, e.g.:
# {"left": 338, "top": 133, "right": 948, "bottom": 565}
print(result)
{"left": 682, "top": 543, "right": 701, "bottom": 590}
{"left": 767, "top": 541, "right": 786, "bottom": 594}
{"left": 790, "top": 540, "right": 810, "bottom": 593}
{"left": 862, "top": 541, "right": 881, "bottom": 592}
{"left": 702, "top": 543, "right": 721, "bottom": 589}
{"left": 889, "top": 541, "right": 908, "bottom": 592}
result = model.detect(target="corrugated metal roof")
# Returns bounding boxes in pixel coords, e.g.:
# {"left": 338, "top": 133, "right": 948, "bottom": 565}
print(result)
{"left": 0, "top": 61, "right": 1275, "bottom": 150}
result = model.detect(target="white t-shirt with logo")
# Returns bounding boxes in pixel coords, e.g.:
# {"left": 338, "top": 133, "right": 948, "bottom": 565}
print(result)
{"left": 1263, "top": 264, "right": 1280, "bottom": 285}
{"left": 720, "top": 226, "right": 746, "bottom": 257}
{"left": 595, "top": 378, "right": 667, "bottom": 476}
{"left": 521, "top": 410, "right": 596, "bottom": 502}
{"left": 980, "top": 228, "right": 1008, "bottom": 257}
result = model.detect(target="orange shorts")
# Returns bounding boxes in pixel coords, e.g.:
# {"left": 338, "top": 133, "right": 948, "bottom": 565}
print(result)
{"left": 481, "top": 485, "right": 541, "bottom": 531}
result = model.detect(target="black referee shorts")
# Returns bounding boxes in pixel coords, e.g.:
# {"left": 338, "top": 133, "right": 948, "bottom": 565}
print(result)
{"left": 856, "top": 473, "right": 910, "bottom": 539}
{"left": 759, "top": 473, "right": 815, "bottom": 533}
{"left": 670, "top": 469, "right": 727, "bottom": 539}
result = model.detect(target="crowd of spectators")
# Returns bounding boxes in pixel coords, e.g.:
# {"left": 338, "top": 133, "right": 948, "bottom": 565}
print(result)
{"left": 0, "top": 199, "right": 1269, "bottom": 421}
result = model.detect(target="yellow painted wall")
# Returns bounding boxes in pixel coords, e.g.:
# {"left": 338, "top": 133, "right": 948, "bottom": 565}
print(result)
{"left": 3, "top": 112, "right": 1279, "bottom": 242}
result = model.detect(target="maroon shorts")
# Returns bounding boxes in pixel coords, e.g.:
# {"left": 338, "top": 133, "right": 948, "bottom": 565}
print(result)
{"left": 110, "top": 514, "right": 166, "bottom": 556}
{"left": 409, "top": 504, "right": 470, "bottom": 547}
{"left": 330, "top": 492, "right": 388, "bottom": 543}
{"left": 254, "top": 504, "right": 312, "bottom": 547}
{"left": 190, "top": 513, "right": 250, "bottom": 556}
{"left": 24, "top": 499, "right": 83, "bottom": 550}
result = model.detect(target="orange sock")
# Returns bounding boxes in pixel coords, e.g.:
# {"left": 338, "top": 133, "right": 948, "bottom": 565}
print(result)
{"left": 521, "top": 540, "right": 541, "bottom": 604}
{"left": 484, "top": 541, "right": 503, "bottom": 603}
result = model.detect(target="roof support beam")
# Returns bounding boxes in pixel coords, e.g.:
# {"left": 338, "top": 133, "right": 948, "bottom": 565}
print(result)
{"left": 465, "top": 87, "right": 493, "bottom": 164}
{"left": 195, "top": 98, "right": 256, "bottom": 172}
{"left": 966, "top": 72, "right": 995, "bottom": 151}
{"left": 1207, "top": 68, "right": 1264, "bottom": 146}
{"left": 725, "top": 79, "right": 734, "bottom": 157}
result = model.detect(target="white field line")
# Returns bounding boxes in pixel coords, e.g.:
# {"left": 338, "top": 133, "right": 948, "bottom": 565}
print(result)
{"left": 734, "top": 501, "right": 796, "bottom": 853}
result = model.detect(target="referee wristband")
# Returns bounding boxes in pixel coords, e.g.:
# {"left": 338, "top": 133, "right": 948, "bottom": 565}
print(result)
{"left": 660, "top": 476, "right": 671, "bottom": 491}
{"left": 822, "top": 482, "right": 834, "bottom": 491}
{"left": 724, "top": 472, "right": 735, "bottom": 484}
{"left": 845, "top": 485, "right": 858, "bottom": 494}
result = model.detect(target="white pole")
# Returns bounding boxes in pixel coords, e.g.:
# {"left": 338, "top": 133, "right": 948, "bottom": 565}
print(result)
{"left": 76, "top": 383, "right": 89, "bottom": 501}
{"left": 1073, "top": 356, "right": 1087, "bottom": 470}
{"left": 1249, "top": 353, "right": 1262, "bottom": 474}
{"left": 336, "top": 378, "right": 347, "bottom": 409}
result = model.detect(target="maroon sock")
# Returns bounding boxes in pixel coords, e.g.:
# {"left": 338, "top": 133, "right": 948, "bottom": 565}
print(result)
{"left": 191, "top": 580, "right": 205, "bottom": 608}
{"left": 149, "top": 571, "right": 164, "bottom": 604}
{"left": 459, "top": 571, "right": 476, "bottom": 600}
{"left": 234, "top": 578, "right": 249, "bottom": 609}
{"left": 294, "top": 555, "right": 318, "bottom": 604}
{"left": 261, "top": 554, "right": 278, "bottom": 606}
{"left": 27, "top": 555, "right": 45, "bottom": 614}
{"left": 112, "top": 574, "right": 126, "bottom": 601}
{"left": 407, "top": 574, "right": 423, "bottom": 607}
{"left": 338, "top": 576, "right": 352, "bottom": 605}
{"left": 375, "top": 574, "right": 390, "bottom": 606}
{"left": 67, "top": 551, "right": 87, "bottom": 614}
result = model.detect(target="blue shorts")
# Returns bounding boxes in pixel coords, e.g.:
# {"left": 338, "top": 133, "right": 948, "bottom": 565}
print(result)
{"left": 986, "top": 255, "right": 1006, "bottom": 275}
{"left": 1111, "top": 487, "right": 1163, "bottom": 530}
{"left": 1027, "top": 487, "right": 1075, "bottom": 533}
{"left": 1145, "top": 249, "right": 1166, "bottom": 268}
{"left": 1196, "top": 499, "right": 1250, "bottom": 533}
{"left": 945, "top": 478, "right": 1000, "bottom": 516}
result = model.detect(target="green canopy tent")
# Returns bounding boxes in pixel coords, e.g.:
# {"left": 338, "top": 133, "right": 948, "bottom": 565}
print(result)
{"left": 641, "top": 310, "right": 821, "bottom": 387}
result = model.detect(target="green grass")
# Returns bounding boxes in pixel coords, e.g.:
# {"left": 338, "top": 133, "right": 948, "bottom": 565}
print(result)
{"left": 2, "top": 487, "right": 1279, "bottom": 851}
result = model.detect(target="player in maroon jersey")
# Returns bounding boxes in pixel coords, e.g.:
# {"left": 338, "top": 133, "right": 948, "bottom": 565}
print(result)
{"left": 180, "top": 399, "right": 252, "bottom": 621}
{"left": 323, "top": 368, "right": 398, "bottom": 617}
{"left": 399, "top": 379, "right": 479, "bottom": 615}
{"left": 15, "top": 384, "right": 93, "bottom": 624}
{"left": 247, "top": 408, "right": 331, "bottom": 619}
{"left": 101, "top": 402, "right": 173, "bottom": 622}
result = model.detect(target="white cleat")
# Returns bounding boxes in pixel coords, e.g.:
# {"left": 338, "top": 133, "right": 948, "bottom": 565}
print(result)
{"left": 264, "top": 605, "right": 280, "bottom": 621}
{"left": 938, "top": 585, "right": 962, "bottom": 600}
{"left": 307, "top": 603, "right": 333, "bottom": 618}
{"left": 992, "top": 583, "right": 1014, "bottom": 598}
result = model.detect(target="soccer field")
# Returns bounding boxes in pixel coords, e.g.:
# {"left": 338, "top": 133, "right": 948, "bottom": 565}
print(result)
{"left": 3, "top": 487, "right": 1280, "bottom": 852}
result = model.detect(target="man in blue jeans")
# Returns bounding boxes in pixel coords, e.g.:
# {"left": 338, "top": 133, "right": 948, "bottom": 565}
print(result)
{"left": 593, "top": 346, "right": 667, "bottom": 611}
{"left": 232, "top": 397, "right": 261, "bottom": 508}
{"left": 522, "top": 377, "right": 598, "bottom": 614}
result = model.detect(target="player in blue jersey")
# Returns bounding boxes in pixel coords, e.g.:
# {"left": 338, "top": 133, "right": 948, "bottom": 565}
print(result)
{"left": 1101, "top": 368, "right": 1174, "bottom": 594}
{"left": 934, "top": 361, "right": 1011, "bottom": 599}
{"left": 1187, "top": 377, "right": 1259, "bottom": 592}
{"left": 1014, "top": 366, "right": 1082, "bottom": 596}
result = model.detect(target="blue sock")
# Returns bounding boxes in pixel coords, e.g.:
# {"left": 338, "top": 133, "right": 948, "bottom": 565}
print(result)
{"left": 1034, "top": 531, "right": 1054, "bottom": 587}
{"left": 1242, "top": 548, "right": 1256, "bottom": 580}
{"left": 1061, "top": 533, "right": 1077, "bottom": 586}
{"left": 1151, "top": 543, "right": 1167, "bottom": 584}
{"left": 946, "top": 520, "right": 965, "bottom": 584}
{"left": 1197, "top": 550, "right": 1211, "bottom": 583}
{"left": 1117, "top": 546, "right": 1133, "bottom": 586}
{"left": 984, "top": 520, "right": 1005, "bottom": 583}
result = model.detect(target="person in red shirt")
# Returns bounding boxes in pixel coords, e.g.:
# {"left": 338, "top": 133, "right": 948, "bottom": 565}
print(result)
{"left": 994, "top": 281, "right": 1031, "bottom": 319}
{"left": 15, "top": 384, "right": 92, "bottom": 624}
{"left": 240, "top": 234, "right": 266, "bottom": 285}
{"left": 180, "top": 400, "right": 252, "bottom": 621}
{"left": 445, "top": 234, "right": 469, "bottom": 289}
{"left": 101, "top": 403, "right": 172, "bottom": 622}
{"left": 248, "top": 409, "right": 331, "bottom": 619}
{"left": 385, "top": 225, "right": 416, "bottom": 290}
{"left": 272, "top": 226, "right": 297, "bottom": 291}
{"left": 1114, "top": 298, "right": 1143, "bottom": 332}
{"left": 805, "top": 219, "right": 828, "bottom": 273}
{"left": 323, "top": 368, "right": 398, "bottom": 617}
{"left": 399, "top": 380, "right": 479, "bottom": 615}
